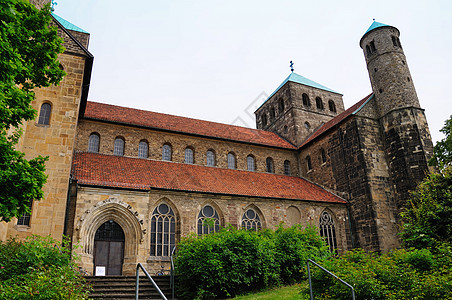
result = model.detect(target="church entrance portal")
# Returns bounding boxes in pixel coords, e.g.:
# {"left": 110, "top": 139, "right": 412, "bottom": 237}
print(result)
{"left": 94, "top": 220, "right": 125, "bottom": 275}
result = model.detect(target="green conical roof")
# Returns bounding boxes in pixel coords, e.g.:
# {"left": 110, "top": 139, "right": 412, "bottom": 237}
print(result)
{"left": 52, "top": 13, "right": 88, "bottom": 34}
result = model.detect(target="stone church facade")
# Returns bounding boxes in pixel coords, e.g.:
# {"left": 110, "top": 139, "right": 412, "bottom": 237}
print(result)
{"left": 0, "top": 4, "right": 433, "bottom": 276}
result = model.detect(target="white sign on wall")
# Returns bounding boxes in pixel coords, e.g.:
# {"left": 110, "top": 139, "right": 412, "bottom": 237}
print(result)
{"left": 95, "top": 266, "right": 106, "bottom": 276}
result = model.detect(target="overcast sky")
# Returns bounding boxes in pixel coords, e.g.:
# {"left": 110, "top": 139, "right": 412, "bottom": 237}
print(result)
{"left": 54, "top": 0, "right": 452, "bottom": 143}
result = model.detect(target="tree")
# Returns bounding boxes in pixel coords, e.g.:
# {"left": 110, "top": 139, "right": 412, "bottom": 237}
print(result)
{"left": 0, "top": 0, "right": 65, "bottom": 222}
{"left": 429, "top": 115, "right": 452, "bottom": 169}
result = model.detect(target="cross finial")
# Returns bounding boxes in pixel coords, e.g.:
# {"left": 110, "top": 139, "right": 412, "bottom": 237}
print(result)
{"left": 290, "top": 61, "right": 294, "bottom": 72}
{"left": 51, "top": 0, "right": 57, "bottom": 12}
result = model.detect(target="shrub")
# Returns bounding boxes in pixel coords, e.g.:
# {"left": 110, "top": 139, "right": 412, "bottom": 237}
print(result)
{"left": 302, "top": 247, "right": 452, "bottom": 300}
{"left": 175, "top": 224, "right": 330, "bottom": 299}
{"left": 0, "top": 235, "right": 90, "bottom": 299}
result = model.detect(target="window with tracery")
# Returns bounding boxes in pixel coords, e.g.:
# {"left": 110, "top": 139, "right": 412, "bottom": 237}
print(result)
{"left": 150, "top": 203, "right": 176, "bottom": 256}
{"left": 247, "top": 155, "right": 255, "bottom": 171}
{"left": 162, "top": 144, "right": 172, "bottom": 161}
{"left": 266, "top": 157, "right": 274, "bottom": 173}
{"left": 319, "top": 211, "right": 337, "bottom": 252}
{"left": 241, "top": 208, "right": 262, "bottom": 231}
{"left": 206, "top": 150, "right": 215, "bottom": 166}
{"left": 38, "top": 103, "right": 51, "bottom": 125}
{"left": 88, "top": 133, "right": 100, "bottom": 153}
{"left": 197, "top": 205, "right": 220, "bottom": 235}
{"left": 114, "top": 137, "right": 124, "bottom": 156}
{"left": 138, "top": 140, "right": 148, "bottom": 158}
{"left": 227, "top": 152, "right": 236, "bottom": 169}
{"left": 284, "top": 160, "right": 291, "bottom": 175}
{"left": 185, "top": 147, "right": 194, "bottom": 164}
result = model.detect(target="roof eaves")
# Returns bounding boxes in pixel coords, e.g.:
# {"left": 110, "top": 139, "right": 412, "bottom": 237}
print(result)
{"left": 352, "top": 94, "right": 374, "bottom": 115}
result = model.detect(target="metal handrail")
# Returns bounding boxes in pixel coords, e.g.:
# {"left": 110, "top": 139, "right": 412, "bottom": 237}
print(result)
{"left": 170, "top": 246, "right": 177, "bottom": 300}
{"left": 307, "top": 259, "right": 355, "bottom": 300}
{"left": 135, "top": 263, "right": 167, "bottom": 300}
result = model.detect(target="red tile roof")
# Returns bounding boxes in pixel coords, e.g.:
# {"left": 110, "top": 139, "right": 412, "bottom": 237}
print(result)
{"left": 83, "top": 101, "right": 296, "bottom": 149}
{"left": 300, "top": 94, "right": 373, "bottom": 148}
{"left": 72, "top": 152, "right": 346, "bottom": 204}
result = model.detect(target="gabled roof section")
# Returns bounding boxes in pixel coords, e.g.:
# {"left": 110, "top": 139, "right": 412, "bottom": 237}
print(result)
{"left": 71, "top": 152, "right": 346, "bottom": 204}
{"left": 84, "top": 102, "right": 296, "bottom": 149}
{"left": 52, "top": 13, "right": 88, "bottom": 33}
{"left": 300, "top": 94, "right": 374, "bottom": 148}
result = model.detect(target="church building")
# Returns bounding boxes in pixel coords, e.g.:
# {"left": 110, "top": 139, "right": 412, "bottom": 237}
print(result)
{"left": 0, "top": 2, "right": 434, "bottom": 276}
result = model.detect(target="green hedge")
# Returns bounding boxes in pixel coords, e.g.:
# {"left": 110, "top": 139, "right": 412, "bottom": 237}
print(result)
{"left": 302, "top": 246, "right": 452, "bottom": 300}
{"left": 0, "top": 235, "right": 90, "bottom": 299}
{"left": 175, "top": 224, "right": 330, "bottom": 299}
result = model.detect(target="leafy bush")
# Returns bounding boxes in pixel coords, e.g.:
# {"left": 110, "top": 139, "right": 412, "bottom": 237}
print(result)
{"left": 0, "top": 235, "right": 90, "bottom": 299}
{"left": 175, "top": 224, "right": 330, "bottom": 299}
{"left": 302, "top": 247, "right": 452, "bottom": 300}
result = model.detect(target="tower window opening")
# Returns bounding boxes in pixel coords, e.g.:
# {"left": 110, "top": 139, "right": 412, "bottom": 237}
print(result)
{"left": 392, "top": 36, "right": 398, "bottom": 47}
{"left": 302, "top": 93, "right": 311, "bottom": 107}
{"left": 316, "top": 97, "right": 324, "bottom": 110}
{"left": 321, "top": 148, "right": 327, "bottom": 164}
{"left": 262, "top": 114, "right": 267, "bottom": 127}
{"left": 379, "top": 88, "right": 384, "bottom": 94}
{"left": 270, "top": 107, "right": 276, "bottom": 121}
{"left": 366, "top": 45, "right": 371, "bottom": 56}
{"left": 283, "top": 125, "right": 288, "bottom": 134}
{"left": 278, "top": 99, "right": 285, "bottom": 113}
{"left": 306, "top": 155, "right": 312, "bottom": 171}
{"left": 370, "top": 41, "right": 376, "bottom": 52}
{"left": 374, "top": 68, "right": 378, "bottom": 72}
{"left": 304, "top": 121, "right": 311, "bottom": 129}
{"left": 328, "top": 100, "right": 336, "bottom": 113}
{"left": 407, "top": 77, "right": 410, "bottom": 82}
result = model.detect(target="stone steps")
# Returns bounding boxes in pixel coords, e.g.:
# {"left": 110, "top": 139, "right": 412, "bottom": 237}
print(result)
{"left": 86, "top": 275, "right": 175, "bottom": 300}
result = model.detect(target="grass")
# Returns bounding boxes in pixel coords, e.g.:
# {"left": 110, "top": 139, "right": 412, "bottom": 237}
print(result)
{"left": 232, "top": 283, "right": 306, "bottom": 300}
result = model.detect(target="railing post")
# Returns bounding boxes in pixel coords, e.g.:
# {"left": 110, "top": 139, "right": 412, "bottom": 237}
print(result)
{"left": 307, "top": 259, "right": 355, "bottom": 300}
{"left": 135, "top": 265, "right": 140, "bottom": 300}
{"left": 135, "top": 263, "right": 168, "bottom": 300}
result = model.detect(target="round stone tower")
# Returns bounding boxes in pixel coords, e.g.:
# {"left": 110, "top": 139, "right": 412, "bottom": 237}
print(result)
{"left": 360, "top": 21, "right": 420, "bottom": 116}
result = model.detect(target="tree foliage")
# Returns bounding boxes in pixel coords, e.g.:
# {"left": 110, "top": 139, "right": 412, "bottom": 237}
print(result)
{"left": 0, "top": 0, "right": 65, "bottom": 221}
{"left": 429, "top": 115, "right": 452, "bottom": 169}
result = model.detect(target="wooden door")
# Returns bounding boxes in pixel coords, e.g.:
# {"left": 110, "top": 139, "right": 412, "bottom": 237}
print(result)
{"left": 94, "top": 220, "right": 125, "bottom": 275}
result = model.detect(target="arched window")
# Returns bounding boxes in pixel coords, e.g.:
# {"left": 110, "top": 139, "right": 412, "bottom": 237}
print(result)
{"left": 38, "top": 103, "right": 51, "bottom": 125}
{"left": 150, "top": 203, "right": 176, "bottom": 256}
{"left": 197, "top": 205, "right": 220, "bottom": 235}
{"left": 316, "top": 97, "right": 324, "bottom": 110}
{"left": 328, "top": 100, "right": 336, "bottom": 113}
{"left": 185, "top": 147, "right": 194, "bottom": 164}
{"left": 366, "top": 45, "right": 371, "bottom": 56}
{"left": 113, "top": 137, "right": 124, "bottom": 156}
{"left": 227, "top": 152, "right": 236, "bottom": 169}
{"left": 304, "top": 121, "right": 311, "bottom": 130}
{"left": 206, "top": 150, "right": 215, "bottom": 166}
{"left": 302, "top": 93, "right": 311, "bottom": 107}
{"left": 138, "top": 140, "right": 148, "bottom": 158}
{"left": 270, "top": 107, "right": 276, "bottom": 121}
{"left": 266, "top": 157, "right": 274, "bottom": 173}
{"left": 284, "top": 160, "right": 291, "bottom": 176}
{"left": 319, "top": 211, "right": 337, "bottom": 252}
{"left": 17, "top": 200, "right": 33, "bottom": 226}
{"left": 262, "top": 114, "right": 267, "bottom": 127}
{"left": 241, "top": 208, "right": 262, "bottom": 231}
{"left": 278, "top": 98, "right": 285, "bottom": 113}
{"left": 306, "top": 155, "right": 312, "bottom": 171}
{"left": 162, "top": 144, "right": 172, "bottom": 161}
{"left": 247, "top": 155, "right": 255, "bottom": 171}
{"left": 321, "top": 148, "right": 327, "bottom": 164}
{"left": 88, "top": 133, "right": 100, "bottom": 153}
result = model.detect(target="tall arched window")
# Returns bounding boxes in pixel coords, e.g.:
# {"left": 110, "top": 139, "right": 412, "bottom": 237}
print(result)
{"left": 227, "top": 152, "right": 236, "bottom": 169}
{"left": 185, "top": 147, "right": 194, "bottom": 164}
{"left": 197, "top": 205, "right": 220, "bottom": 235}
{"left": 113, "top": 137, "right": 124, "bottom": 156}
{"left": 206, "top": 150, "right": 215, "bottom": 166}
{"left": 241, "top": 208, "right": 262, "bottom": 231}
{"left": 328, "top": 100, "right": 336, "bottom": 113}
{"left": 150, "top": 203, "right": 176, "bottom": 257}
{"left": 88, "top": 133, "right": 100, "bottom": 153}
{"left": 316, "top": 97, "right": 324, "bottom": 110}
{"left": 162, "top": 144, "right": 172, "bottom": 161}
{"left": 319, "top": 211, "right": 337, "bottom": 252}
{"left": 38, "top": 103, "right": 51, "bottom": 125}
{"left": 247, "top": 155, "right": 255, "bottom": 171}
{"left": 306, "top": 155, "right": 312, "bottom": 171}
{"left": 278, "top": 98, "right": 285, "bottom": 113}
{"left": 266, "top": 157, "right": 274, "bottom": 173}
{"left": 138, "top": 140, "right": 148, "bottom": 158}
{"left": 302, "top": 93, "right": 311, "bottom": 107}
{"left": 284, "top": 160, "right": 291, "bottom": 175}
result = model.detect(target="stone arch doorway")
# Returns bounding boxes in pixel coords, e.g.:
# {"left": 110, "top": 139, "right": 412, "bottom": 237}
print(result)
{"left": 94, "top": 220, "right": 125, "bottom": 275}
